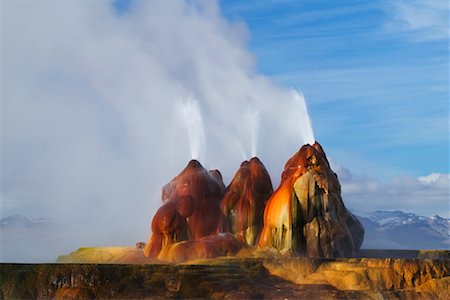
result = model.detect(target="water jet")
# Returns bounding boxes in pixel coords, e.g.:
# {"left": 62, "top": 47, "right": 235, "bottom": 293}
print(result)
{"left": 175, "top": 97, "right": 206, "bottom": 161}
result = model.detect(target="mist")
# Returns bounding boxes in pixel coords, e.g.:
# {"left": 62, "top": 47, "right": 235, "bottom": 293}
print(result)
{"left": 0, "top": 0, "right": 316, "bottom": 262}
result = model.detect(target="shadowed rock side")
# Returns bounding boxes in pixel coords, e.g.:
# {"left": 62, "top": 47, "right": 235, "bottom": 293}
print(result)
{"left": 221, "top": 157, "right": 273, "bottom": 246}
{"left": 143, "top": 160, "right": 243, "bottom": 262}
{"left": 259, "top": 142, "right": 364, "bottom": 257}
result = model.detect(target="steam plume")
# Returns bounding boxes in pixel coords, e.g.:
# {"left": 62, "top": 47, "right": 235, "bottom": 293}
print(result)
{"left": 291, "top": 89, "right": 315, "bottom": 145}
{"left": 176, "top": 96, "right": 206, "bottom": 161}
{"left": 247, "top": 109, "right": 260, "bottom": 157}
{"left": 1, "top": 0, "right": 316, "bottom": 262}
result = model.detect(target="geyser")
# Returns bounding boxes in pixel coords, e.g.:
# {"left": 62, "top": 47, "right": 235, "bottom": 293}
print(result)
{"left": 246, "top": 109, "right": 260, "bottom": 157}
{"left": 291, "top": 89, "right": 315, "bottom": 145}
{"left": 143, "top": 141, "right": 364, "bottom": 262}
{"left": 176, "top": 97, "right": 206, "bottom": 160}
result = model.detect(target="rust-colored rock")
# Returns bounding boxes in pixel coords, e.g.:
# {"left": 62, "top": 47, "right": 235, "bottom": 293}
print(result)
{"left": 143, "top": 160, "right": 243, "bottom": 262}
{"left": 158, "top": 233, "right": 246, "bottom": 263}
{"left": 258, "top": 142, "right": 364, "bottom": 257}
{"left": 221, "top": 157, "right": 273, "bottom": 245}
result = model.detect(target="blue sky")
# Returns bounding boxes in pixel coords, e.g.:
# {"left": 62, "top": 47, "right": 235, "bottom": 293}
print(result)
{"left": 220, "top": 0, "right": 449, "bottom": 179}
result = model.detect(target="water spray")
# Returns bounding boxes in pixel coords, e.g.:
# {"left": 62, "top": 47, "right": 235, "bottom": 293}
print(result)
{"left": 246, "top": 109, "right": 260, "bottom": 158}
{"left": 291, "top": 89, "right": 315, "bottom": 145}
{"left": 176, "top": 96, "right": 207, "bottom": 161}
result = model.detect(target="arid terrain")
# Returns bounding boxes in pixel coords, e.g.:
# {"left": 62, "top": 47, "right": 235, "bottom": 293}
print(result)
{"left": 1, "top": 248, "right": 448, "bottom": 299}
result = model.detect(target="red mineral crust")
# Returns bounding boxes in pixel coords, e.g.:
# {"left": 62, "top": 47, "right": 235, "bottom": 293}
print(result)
{"left": 143, "top": 160, "right": 243, "bottom": 262}
{"left": 258, "top": 142, "right": 364, "bottom": 258}
{"left": 157, "top": 233, "right": 245, "bottom": 263}
{"left": 221, "top": 157, "right": 273, "bottom": 245}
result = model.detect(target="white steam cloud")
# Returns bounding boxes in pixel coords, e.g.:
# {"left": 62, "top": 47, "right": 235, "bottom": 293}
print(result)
{"left": 330, "top": 161, "right": 450, "bottom": 218}
{"left": 1, "top": 0, "right": 315, "bottom": 261}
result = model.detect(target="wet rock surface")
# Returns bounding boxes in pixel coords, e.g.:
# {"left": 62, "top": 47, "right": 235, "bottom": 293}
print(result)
{"left": 221, "top": 157, "right": 273, "bottom": 246}
{"left": 259, "top": 142, "right": 364, "bottom": 258}
{"left": 144, "top": 142, "right": 364, "bottom": 262}
{"left": 143, "top": 160, "right": 243, "bottom": 262}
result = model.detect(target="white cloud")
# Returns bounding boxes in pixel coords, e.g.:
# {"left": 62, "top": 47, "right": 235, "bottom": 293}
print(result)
{"left": 418, "top": 173, "right": 450, "bottom": 187}
{"left": 331, "top": 161, "right": 450, "bottom": 218}
{"left": 383, "top": 0, "right": 449, "bottom": 42}
{"left": 1, "top": 0, "right": 316, "bottom": 260}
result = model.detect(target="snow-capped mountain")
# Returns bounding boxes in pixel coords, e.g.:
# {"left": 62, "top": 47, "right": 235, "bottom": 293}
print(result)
{"left": 0, "top": 214, "right": 55, "bottom": 229}
{"left": 0, "top": 215, "right": 76, "bottom": 263}
{"left": 355, "top": 210, "right": 449, "bottom": 250}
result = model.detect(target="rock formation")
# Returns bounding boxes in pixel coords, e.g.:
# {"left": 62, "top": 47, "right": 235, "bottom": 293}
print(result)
{"left": 144, "top": 141, "right": 363, "bottom": 261}
{"left": 221, "top": 157, "right": 273, "bottom": 245}
{"left": 143, "top": 160, "right": 243, "bottom": 262}
{"left": 258, "top": 142, "right": 364, "bottom": 257}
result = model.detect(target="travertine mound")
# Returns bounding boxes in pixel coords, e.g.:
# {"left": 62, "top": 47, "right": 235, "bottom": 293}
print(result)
{"left": 144, "top": 142, "right": 363, "bottom": 262}
{"left": 143, "top": 160, "right": 243, "bottom": 262}
{"left": 221, "top": 157, "right": 273, "bottom": 246}
{"left": 259, "top": 142, "right": 364, "bottom": 257}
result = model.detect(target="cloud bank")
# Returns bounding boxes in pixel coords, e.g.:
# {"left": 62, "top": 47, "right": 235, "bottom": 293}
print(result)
{"left": 1, "top": 0, "right": 315, "bottom": 260}
{"left": 331, "top": 161, "right": 450, "bottom": 218}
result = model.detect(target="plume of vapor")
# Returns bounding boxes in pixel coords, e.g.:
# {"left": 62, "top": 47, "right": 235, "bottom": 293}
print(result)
{"left": 175, "top": 96, "right": 207, "bottom": 161}
{"left": 1, "top": 0, "right": 315, "bottom": 262}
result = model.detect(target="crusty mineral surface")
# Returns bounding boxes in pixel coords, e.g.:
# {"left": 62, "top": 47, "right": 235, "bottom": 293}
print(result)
{"left": 221, "top": 157, "right": 273, "bottom": 246}
{"left": 259, "top": 142, "right": 364, "bottom": 257}
{"left": 143, "top": 160, "right": 243, "bottom": 262}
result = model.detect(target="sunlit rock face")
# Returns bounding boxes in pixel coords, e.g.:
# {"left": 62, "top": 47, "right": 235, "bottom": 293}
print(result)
{"left": 143, "top": 160, "right": 242, "bottom": 261}
{"left": 221, "top": 157, "right": 273, "bottom": 246}
{"left": 258, "top": 142, "right": 364, "bottom": 258}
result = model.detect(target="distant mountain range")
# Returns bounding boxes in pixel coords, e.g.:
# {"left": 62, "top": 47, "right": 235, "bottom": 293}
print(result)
{"left": 0, "top": 215, "right": 72, "bottom": 263}
{"left": 0, "top": 214, "right": 56, "bottom": 230}
{"left": 1, "top": 210, "right": 449, "bottom": 262}
{"left": 355, "top": 210, "right": 449, "bottom": 250}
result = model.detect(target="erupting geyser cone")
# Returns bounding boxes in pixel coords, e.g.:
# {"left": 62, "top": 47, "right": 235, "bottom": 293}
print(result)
{"left": 144, "top": 160, "right": 244, "bottom": 262}
{"left": 258, "top": 142, "right": 364, "bottom": 258}
{"left": 221, "top": 157, "right": 273, "bottom": 246}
